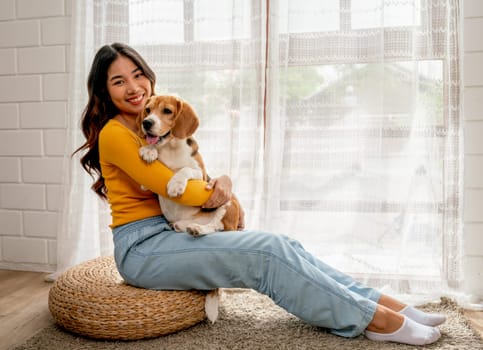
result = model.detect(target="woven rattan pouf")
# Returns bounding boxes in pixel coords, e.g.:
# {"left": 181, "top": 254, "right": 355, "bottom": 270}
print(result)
{"left": 48, "top": 256, "right": 206, "bottom": 340}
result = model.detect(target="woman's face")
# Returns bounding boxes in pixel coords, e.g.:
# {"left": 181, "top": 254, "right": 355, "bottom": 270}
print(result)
{"left": 106, "top": 55, "right": 152, "bottom": 118}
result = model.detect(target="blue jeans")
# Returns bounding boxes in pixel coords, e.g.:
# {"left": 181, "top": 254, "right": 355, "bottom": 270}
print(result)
{"left": 112, "top": 215, "right": 380, "bottom": 338}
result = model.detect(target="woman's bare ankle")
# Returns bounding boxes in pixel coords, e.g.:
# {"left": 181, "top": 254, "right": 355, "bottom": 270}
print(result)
{"left": 377, "top": 294, "right": 406, "bottom": 312}
{"left": 366, "top": 305, "right": 404, "bottom": 334}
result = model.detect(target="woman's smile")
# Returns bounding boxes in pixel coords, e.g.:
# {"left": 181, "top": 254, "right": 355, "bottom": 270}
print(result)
{"left": 127, "top": 94, "right": 145, "bottom": 105}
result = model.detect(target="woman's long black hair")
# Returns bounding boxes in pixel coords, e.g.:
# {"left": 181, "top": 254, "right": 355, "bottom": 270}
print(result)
{"left": 73, "top": 43, "right": 156, "bottom": 199}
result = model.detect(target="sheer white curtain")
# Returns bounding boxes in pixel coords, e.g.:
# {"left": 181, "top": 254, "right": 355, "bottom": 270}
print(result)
{"left": 263, "top": 0, "right": 462, "bottom": 302}
{"left": 49, "top": 1, "right": 124, "bottom": 279}
{"left": 57, "top": 0, "right": 463, "bottom": 301}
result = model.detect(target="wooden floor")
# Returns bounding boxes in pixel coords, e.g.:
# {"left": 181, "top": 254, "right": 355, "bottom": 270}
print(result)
{"left": 0, "top": 270, "right": 482, "bottom": 350}
{"left": 0, "top": 270, "right": 53, "bottom": 350}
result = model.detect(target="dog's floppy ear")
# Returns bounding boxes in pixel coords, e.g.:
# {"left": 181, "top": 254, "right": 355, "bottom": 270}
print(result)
{"left": 172, "top": 98, "right": 199, "bottom": 138}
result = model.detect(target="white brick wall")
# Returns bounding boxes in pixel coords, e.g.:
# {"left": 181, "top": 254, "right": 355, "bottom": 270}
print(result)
{"left": 463, "top": 0, "right": 483, "bottom": 299}
{"left": 0, "top": 0, "right": 480, "bottom": 299}
{"left": 0, "top": 0, "right": 70, "bottom": 272}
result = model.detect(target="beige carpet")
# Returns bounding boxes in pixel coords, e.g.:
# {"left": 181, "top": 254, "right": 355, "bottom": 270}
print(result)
{"left": 15, "top": 289, "right": 483, "bottom": 350}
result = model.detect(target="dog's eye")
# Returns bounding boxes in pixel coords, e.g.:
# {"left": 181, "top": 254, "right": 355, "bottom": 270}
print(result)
{"left": 145, "top": 107, "right": 151, "bottom": 114}
{"left": 163, "top": 108, "right": 173, "bottom": 114}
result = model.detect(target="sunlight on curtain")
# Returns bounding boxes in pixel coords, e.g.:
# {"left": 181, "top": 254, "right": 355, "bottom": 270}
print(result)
{"left": 264, "top": 0, "right": 462, "bottom": 302}
{"left": 59, "top": 0, "right": 462, "bottom": 302}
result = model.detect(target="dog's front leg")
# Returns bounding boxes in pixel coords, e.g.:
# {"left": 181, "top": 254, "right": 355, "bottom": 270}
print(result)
{"left": 139, "top": 145, "right": 159, "bottom": 163}
{"left": 167, "top": 167, "right": 203, "bottom": 197}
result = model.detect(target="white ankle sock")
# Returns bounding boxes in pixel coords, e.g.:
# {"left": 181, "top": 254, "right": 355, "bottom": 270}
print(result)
{"left": 400, "top": 305, "right": 447, "bottom": 326}
{"left": 365, "top": 316, "right": 441, "bottom": 346}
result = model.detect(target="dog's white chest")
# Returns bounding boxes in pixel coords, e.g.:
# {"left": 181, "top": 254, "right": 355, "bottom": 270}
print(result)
{"left": 158, "top": 139, "right": 199, "bottom": 172}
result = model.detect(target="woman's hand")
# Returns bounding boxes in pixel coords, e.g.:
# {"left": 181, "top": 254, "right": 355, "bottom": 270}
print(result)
{"left": 202, "top": 175, "right": 232, "bottom": 209}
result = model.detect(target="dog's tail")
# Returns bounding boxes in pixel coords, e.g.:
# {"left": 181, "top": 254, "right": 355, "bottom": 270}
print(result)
{"left": 205, "top": 289, "right": 219, "bottom": 323}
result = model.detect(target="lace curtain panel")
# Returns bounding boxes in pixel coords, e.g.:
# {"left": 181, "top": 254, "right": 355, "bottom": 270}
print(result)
{"left": 57, "top": 0, "right": 463, "bottom": 301}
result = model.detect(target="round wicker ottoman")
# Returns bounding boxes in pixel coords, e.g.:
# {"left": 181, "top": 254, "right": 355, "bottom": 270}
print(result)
{"left": 48, "top": 256, "right": 207, "bottom": 340}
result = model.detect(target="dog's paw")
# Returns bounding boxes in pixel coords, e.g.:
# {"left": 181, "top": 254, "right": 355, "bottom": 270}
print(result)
{"left": 186, "top": 222, "right": 223, "bottom": 236}
{"left": 186, "top": 224, "right": 205, "bottom": 236}
{"left": 172, "top": 222, "right": 185, "bottom": 233}
{"left": 139, "top": 146, "right": 158, "bottom": 163}
{"left": 167, "top": 177, "right": 188, "bottom": 197}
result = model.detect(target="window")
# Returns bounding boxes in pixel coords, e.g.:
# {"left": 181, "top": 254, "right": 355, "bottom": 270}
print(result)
{"left": 124, "top": 0, "right": 460, "bottom": 286}
{"left": 130, "top": 1, "right": 184, "bottom": 44}
{"left": 129, "top": 0, "right": 251, "bottom": 44}
{"left": 352, "top": 0, "right": 421, "bottom": 29}
{"left": 267, "top": 0, "right": 454, "bottom": 283}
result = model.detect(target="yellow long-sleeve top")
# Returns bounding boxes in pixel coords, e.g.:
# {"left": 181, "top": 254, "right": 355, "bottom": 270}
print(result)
{"left": 99, "top": 119, "right": 212, "bottom": 228}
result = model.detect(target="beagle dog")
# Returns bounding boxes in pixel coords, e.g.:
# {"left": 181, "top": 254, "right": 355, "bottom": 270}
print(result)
{"left": 138, "top": 94, "right": 240, "bottom": 236}
{"left": 137, "top": 95, "right": 242, "bottom": 323}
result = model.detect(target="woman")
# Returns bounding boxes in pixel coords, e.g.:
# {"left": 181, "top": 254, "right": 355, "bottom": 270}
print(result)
{"left": 74, "top": 42, "right": 445, "bottom": 346}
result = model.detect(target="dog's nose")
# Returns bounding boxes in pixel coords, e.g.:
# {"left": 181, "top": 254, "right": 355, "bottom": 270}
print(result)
{"left": 142, "top": 119, "right": 153, "bottom": 131}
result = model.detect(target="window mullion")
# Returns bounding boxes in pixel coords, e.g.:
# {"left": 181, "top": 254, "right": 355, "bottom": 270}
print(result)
{"left": 340, "top": 0, "right": 352, "bottom": 32}
{"left": 184, "top": 0, "right": 194, "bottom": 43}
